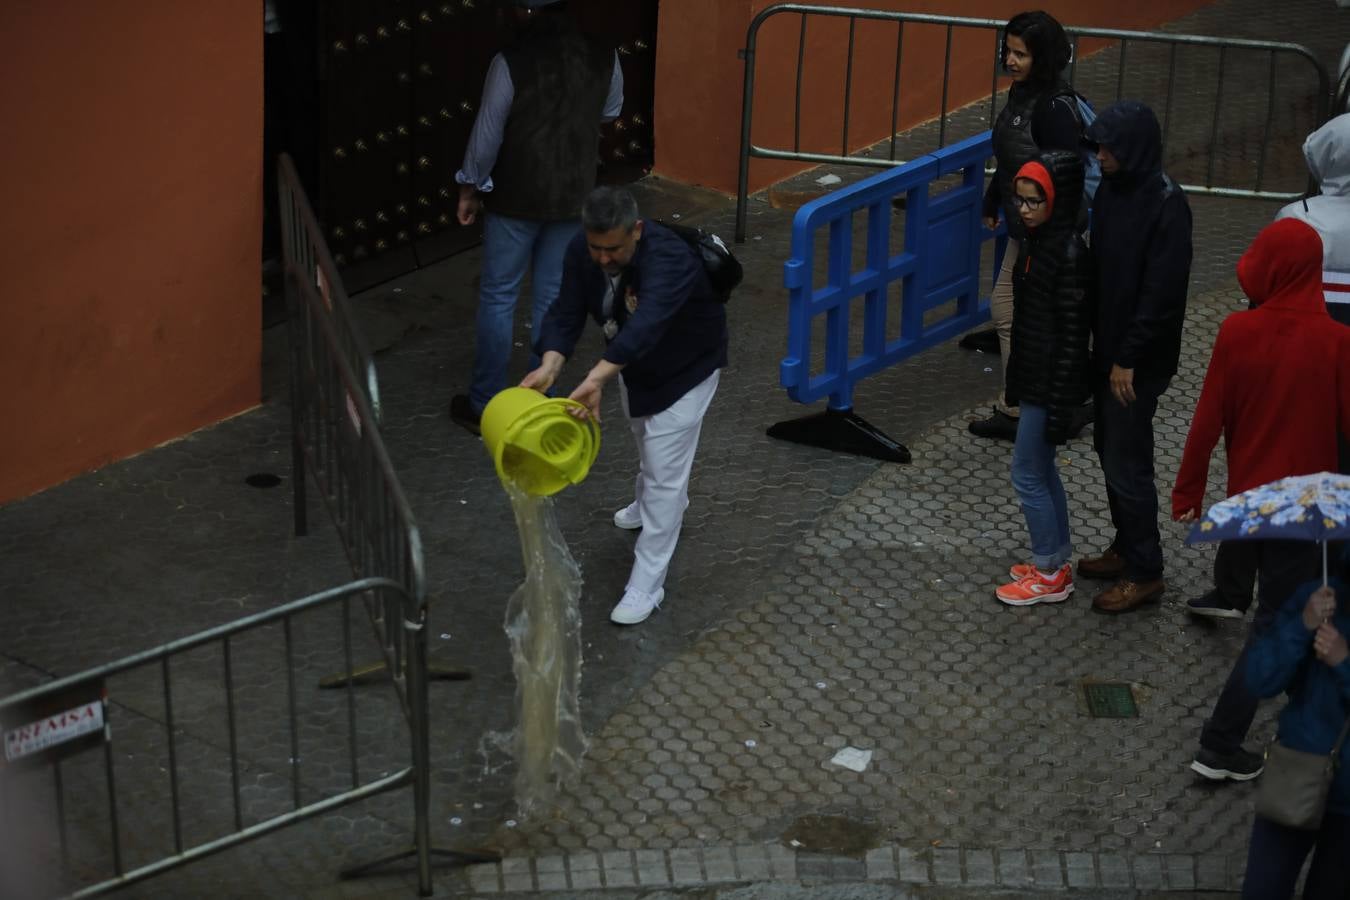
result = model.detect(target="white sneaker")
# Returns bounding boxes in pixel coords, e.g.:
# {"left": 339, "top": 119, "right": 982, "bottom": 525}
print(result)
{"left": 612, "top": 501, "right": 642, "bottom": 530}
{"left": 610, "top": 588, "right": 663, "bottom": 625}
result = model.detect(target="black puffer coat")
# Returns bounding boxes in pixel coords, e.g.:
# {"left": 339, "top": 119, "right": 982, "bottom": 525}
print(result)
{"left": 1005, "top": 150, "right": 1095, "bottom": 444}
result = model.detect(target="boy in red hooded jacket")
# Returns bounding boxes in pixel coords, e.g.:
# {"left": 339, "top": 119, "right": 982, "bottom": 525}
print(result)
{"left": 1172, "top": 218, "right": 1350, "bottom": 783}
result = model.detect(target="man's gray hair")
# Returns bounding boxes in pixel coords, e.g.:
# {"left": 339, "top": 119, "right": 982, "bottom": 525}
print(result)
{"left": 582, "top": 186, "right": 640, "bottom": 233}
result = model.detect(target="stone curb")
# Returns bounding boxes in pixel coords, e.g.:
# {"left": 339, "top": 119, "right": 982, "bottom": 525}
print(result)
{"left": 463, "top": 845, "right": 1244, "bottom": 893}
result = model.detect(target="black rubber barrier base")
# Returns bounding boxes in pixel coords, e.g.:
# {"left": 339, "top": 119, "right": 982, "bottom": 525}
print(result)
{"left": 767, "top": 408, "right": 911, "bottom": 464}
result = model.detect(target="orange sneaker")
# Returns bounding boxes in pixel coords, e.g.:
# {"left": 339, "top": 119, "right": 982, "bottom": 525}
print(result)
{"left": 1009, "top": 563, "right": 1035, "bottom": 580}
{"left": 996, "top": 564, "right": 1073, "bottom": 606}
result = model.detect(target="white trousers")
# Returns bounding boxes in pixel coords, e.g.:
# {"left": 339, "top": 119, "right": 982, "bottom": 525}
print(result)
{"left": 619, "top": 369, "right": 720, "bottom": 597}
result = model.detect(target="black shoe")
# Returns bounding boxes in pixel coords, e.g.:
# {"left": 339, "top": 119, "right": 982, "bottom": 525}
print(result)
{"left": 969, "top": 408, "right": 1018, "bottom": 441}
{"left": 1190, "top": 747, "right": 1263, "bottom": 781}
{"left": 449, "top": 394, "right": 482, "bottom": 435}
{"left": 1065, "top": 403, "right": 1094, "bottom": 440}
{"left": 1187, "top": 591, "right": 1244, "bottom": 620}
{"left": 959, "top": 328, "right": 1001, "bottom": 354}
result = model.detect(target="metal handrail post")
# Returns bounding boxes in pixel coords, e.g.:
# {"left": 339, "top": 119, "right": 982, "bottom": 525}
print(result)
{"left": 735, "top": 33, "right": 760, "bottom": 242}
{"left": 406, "top": 599, "right": 434, "bottom": 895}
{"left": 736, "top": 3, "right": 1332, "bottom": 207}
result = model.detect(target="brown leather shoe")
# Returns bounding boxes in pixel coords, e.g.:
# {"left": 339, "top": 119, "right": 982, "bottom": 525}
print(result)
{"left": 1076, "top": 548, "right": 1124, "bottom": 580}
{"left": 1092, "top": 579, "right": 1166, "bottom": 614}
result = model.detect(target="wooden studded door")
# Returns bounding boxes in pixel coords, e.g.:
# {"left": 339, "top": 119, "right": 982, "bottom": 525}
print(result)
{"left": 317, "top": 0, "right": 659, "bottom": 292}
{"left": 573, "top": 0, "right": 658, "bottom": 184}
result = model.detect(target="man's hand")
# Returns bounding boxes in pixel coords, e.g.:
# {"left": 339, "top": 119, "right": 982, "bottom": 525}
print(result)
{"left": 1109, "top": 364, "right": 1136, "bottom": 407}
{"left": 520, "top": 351, "right": 566, "bottom": 394}
{"left": 1174, "top": 508, "right": 1199, "bottom": 523}
{"left": 1303, "top": 585, "right": 1337, "bottom": 631}
{"left": 1314, "top": 620, "right": 1348, "bottom": 667}
{"left": 566, "top": 359, "right": 623, "bottom": 422}
{"left": 457, "top": 184, "right": 482, "bottom": 226}
{"left": 568, "top": 376, "right": 605, "bottom": 422}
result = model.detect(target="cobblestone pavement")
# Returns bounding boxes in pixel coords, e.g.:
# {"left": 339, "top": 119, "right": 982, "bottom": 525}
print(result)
{"left": 0, "top": 1, "right": 1347, "bottom": 898}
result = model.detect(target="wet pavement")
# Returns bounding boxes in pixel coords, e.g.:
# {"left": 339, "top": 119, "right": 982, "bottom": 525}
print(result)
{"left": 2, "top": 0, "right": 1349, "bottom": 897}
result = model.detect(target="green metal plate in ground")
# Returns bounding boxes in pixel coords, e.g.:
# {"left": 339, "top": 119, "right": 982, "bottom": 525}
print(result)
{"left": 1083, "top": 682, "right": 1138, "bottom": 718}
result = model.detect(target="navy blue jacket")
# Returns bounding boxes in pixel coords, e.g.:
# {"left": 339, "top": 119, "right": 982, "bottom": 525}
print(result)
{"left": 537, "top": 221, "right": 728, "bottom": 417}
{"left": 1086, "top": 102, "right": 1193, "bottom": 380}
{"left": 1247, "top": 576, "right": 1350, "bottom": 815}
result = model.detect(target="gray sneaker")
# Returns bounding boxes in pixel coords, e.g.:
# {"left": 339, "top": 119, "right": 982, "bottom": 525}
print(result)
{"left": 613, "top": 502, "right": 642, "bottom": 530}
{"left": 610, "top": 588, "right": 663, "bottom": 625}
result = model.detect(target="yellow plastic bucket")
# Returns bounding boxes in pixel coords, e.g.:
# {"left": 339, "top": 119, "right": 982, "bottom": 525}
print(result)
{"left": 480, "top": 387, "right": 601, "bottom": 496}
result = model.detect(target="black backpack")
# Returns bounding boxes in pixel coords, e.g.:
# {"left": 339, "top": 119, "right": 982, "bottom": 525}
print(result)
{"left": 658, "top": 220, "right": 743, "bottom": 302}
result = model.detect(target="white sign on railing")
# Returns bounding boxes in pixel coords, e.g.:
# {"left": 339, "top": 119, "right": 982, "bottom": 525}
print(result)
{"left": 1, "top": 684, "right": 108, "bottom": 770}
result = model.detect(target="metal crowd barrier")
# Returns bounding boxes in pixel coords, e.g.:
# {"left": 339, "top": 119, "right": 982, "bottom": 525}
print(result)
{"left": 280, "top": 156, "right": 490, "bottom": 888}
{"left": 0, "top": 577, "right": 416, "bottom": 898}
{"left": 0, "top": 265, "right": 453, "bottom": 896}
{"left": 0, "top": 156, "right": 486, "bottom": 895}
{"left": 735, "top": 4, "right": 1331, "bottom": 242}
{"left": 278, "top": 153, "right": 381, "bottom": 506}
{"left": 766, "top": 133, "right": 1006, "bottom": 461}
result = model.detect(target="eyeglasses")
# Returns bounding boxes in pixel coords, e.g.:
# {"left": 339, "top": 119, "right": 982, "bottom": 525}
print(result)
{"left": 1011, "top": 195, "right": 1046, "bottom": 210}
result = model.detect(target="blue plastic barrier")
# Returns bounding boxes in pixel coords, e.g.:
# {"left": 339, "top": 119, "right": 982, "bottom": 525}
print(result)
{"left": 767, "top": 132, "right": 1007, "bottom": 462}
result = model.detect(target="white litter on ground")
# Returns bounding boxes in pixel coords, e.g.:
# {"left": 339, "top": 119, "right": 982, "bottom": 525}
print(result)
{"left": 830, "top": 746, "right": 873, "bottom": 772}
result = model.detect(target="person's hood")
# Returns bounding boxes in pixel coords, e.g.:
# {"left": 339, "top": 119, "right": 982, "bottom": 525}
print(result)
{"left": 1016, "top": 150, "right": 1083, "bottom": 234}
{"left": 1304, "top": 113, "right": 1350, "bottom": 198}
{"left": 1236, "top": 218, "right": 1325, "bottom": 311}
{"left": 1085, "top": 101, "right": 1162, "bottom": 181}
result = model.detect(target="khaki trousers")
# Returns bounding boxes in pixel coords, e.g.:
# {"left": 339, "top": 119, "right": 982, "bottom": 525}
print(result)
{"left": 991, "top": 246, "right": 1018, "bottom": 418}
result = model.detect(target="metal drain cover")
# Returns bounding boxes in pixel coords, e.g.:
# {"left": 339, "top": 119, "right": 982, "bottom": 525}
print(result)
{"left": 1083, "top": 682, "right": 1138, "bottom": 718}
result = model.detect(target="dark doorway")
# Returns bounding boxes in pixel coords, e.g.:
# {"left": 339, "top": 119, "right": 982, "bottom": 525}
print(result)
{"left": 262, "top": 0, "right": 659, "bottom": 295}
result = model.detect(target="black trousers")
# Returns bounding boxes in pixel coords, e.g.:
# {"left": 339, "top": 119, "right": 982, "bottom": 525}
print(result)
{"left": 1093, "top": 375, "right": 1169, "bottom": 582}
{"left": 1199, "top": 539, "right": 1321, "bottom": 755}
{"left": 1242, "top": 811, "right": 1350, "bottom": 899}
{"left": 1209, "top": 540, "right": 1258, "bottom": 610}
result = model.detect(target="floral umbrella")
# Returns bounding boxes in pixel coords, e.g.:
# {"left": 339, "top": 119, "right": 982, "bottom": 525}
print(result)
{"left": 1185, "top": 472, "right": 1350, "bottom": 585}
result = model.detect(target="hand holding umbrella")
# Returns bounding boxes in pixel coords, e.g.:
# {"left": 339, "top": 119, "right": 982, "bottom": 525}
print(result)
{"left": 1303, "top": 585, "right": 1337, "bottom": 630}
{"left": 1314, "top": 620, "right": 1348, "bottom": 666}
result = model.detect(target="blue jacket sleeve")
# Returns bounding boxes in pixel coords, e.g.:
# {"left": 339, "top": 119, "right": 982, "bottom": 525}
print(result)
{"left": 1246, "top": 583, "right": 1319, "bottom": 698}
{"left": 536, "top": 239, "right": 593, "bottom": 360}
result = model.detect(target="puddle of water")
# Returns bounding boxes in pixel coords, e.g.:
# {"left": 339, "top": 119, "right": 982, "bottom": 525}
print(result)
{"left": 501, "top": 485, "right": 588, "bottom": 815}
{"left": 780, "top": 814, "right": 883, "bottom": 857}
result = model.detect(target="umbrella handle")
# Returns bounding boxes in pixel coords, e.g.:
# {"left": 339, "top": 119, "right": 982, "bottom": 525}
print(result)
{"left": 1324, "top": 541, "right": 1329, "bottom": 588}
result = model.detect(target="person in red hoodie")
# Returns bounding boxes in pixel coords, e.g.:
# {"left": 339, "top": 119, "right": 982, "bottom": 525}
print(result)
{"left": 1172, "top": 217, "right": 1350, "bottom": 783}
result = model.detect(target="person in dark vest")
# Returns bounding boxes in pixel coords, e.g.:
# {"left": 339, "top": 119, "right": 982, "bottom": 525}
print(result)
{"left": 1076, "top": 101, "right": 1193, "bottom": 614}
{"left": 995, "top": 151, "right": 1094, "bottom": 606}
{"left": 522, "top": 187, "right": 728, "bottom": 626}
{"left": 971, "top": 10, "right": 1087, "bottom": 443}
{"left": 450, "top": 0, "right": 622, "bottom": 433}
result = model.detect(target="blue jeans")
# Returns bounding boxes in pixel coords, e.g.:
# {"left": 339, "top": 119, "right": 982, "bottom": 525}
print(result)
{"left": 1242, "top": 812, "right": 1350, "bottom": 899}
{"left": 1011, "top": 403, "right": 1072, "bottom": 571}
{"left": 468, "top": 213, "right": 579, "bottom": 412}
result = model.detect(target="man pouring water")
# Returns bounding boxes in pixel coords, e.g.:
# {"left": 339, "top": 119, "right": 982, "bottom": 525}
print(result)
{"left": 521, "top": 186, "right": 728, "bottom": 625}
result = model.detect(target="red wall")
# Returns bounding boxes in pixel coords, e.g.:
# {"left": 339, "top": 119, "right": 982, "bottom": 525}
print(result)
{"left": 0, "top": 3, "right": 262, "bottom": 503}
{"left": 654, "top": 0, "right": 1213, "bottom": 194}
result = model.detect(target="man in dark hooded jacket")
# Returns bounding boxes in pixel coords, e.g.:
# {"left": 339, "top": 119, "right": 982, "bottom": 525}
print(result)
{"left": 1075, "top": 101, "right": 1193, "bottom": 614}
